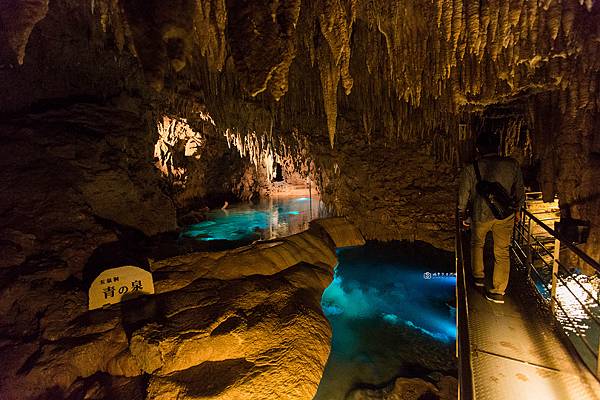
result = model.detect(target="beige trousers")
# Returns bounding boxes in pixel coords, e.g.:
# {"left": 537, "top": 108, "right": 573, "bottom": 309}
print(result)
{"left": 471, "top": 215, "right": 515, "bottom": 295}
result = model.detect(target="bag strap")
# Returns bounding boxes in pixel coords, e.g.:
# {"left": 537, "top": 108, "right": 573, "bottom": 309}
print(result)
{"left": 473, "top": 161, "right": 482, "bottom": 182}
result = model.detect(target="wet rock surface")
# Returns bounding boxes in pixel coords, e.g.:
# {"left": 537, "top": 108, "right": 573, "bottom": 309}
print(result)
{"left": 346, "top": 375, "right": 458, "bottom": 400}
{"left": 0, "top": 219, "right": 362, "bottom": 399}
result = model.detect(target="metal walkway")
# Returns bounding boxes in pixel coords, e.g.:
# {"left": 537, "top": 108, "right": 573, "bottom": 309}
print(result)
{"left": 456, "top": 198, "right": 600, "bottom": 399}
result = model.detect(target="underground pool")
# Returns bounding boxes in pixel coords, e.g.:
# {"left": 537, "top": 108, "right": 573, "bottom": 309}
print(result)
{"left": 180, "top": 196, "right": 324, "bottom": 242}
{"left": 315, "top": 241, "right": 457, "bottom": 399}
{"left": 182, "top": 197, "right": 457, "bottom": 398}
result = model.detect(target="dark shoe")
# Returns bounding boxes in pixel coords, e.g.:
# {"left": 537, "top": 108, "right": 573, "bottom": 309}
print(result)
{"left": 485, "top": 291, "right": 505, "bottom": 304}
{"left": 473, "top": 277, "right": 485, "bottom": 287}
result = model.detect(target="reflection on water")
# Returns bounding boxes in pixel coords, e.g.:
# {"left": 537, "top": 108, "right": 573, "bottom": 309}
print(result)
{"left": 534, "top": 272, "right": 600, "bottom": 373}
{"left": 180, "top": 202, "right": 457, "bottom": 399}
{"left": 181, "top": 196, "right": 325, "bottom": 242}
{"left": 316, "top": 241, "right": 457, "bottom": 399}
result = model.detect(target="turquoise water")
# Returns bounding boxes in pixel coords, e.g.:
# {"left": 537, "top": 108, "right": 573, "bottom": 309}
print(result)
{"left": 181, "top": 202, "right": 456, "bottom": 398}
{"left": 180, "top": 197, "right": 323, "bottom": 242}
{"left": 322, "top": 244, "right": 456, "bottom": 343}
{"left": 315, "top": 241, "right": 456, "bottom": 399}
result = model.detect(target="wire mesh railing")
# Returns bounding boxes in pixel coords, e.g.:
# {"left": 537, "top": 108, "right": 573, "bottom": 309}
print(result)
{"left": 512, "top": 205, "right": 600, "bottom": 378}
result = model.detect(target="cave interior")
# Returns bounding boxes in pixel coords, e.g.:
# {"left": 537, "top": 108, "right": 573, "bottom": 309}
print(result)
{"left": 1, "top": 0, "right": 600, "bottom": 399}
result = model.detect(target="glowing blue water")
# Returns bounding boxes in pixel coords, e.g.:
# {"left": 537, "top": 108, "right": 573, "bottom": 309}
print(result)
{"left": 179, "top": 203, "right": 456, "bottom": 397}
{"left": 316, "top": 241, "right": 456, "bottom": 399}
{"left": 180, "top": 197, "right": 323, "bottom": 242}
{"left": 322, "top": 243, "right": 456, "bottom": 343}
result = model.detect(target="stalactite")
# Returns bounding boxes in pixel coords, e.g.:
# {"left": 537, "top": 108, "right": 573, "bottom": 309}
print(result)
{"left": 498, "top": 0, "right": 509, "bottom": 50}
{"left": 193, "top": 0, "right": 227, "bottom": 72}
{"left": 547, "top": 1, "right": 562, "bottom": 42}
{"left": 466, "top": 0, "right": 479, "bottom": 55}
{"left": 451, "top": 0, "right": 463, "bottom": 61}
{"left": 315, "top": 0, "right": 357, "bottom": 147}
{"left": 70, "top": 0, "right": 600, "bottom": 170}
{"left": 318, "top": 43, "right": 341, "bottom": 149}
{"left": 478, "top": 1, "right": 490, "bottom": 61}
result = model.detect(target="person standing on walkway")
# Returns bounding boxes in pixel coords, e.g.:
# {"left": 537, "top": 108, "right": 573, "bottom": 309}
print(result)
{"left": 458, "top": 132, "right": 525, "bottom": 304}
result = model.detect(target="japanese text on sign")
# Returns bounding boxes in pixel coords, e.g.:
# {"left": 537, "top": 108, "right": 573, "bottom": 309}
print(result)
{"left": 89, "top": 266, "right": 154, "bottom": 310}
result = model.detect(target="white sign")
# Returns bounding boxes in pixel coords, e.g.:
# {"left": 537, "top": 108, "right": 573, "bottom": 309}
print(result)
{"left": 89, "top": 266, "right": 154, "bottom": 310}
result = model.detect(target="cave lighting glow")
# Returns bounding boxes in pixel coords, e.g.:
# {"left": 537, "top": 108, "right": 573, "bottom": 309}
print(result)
{"left": 553, "top": 274, "right": 599, "bottom": 332}
{"left": 180, "top": 196, "right": 321, "bottom": 242}
{"left": 315, "top": 242, "right": 456, "bottom": 399}
{"left": 552, "top": 273, "right": 600, "bottom": 372}
{"left": 321, "top": 252, "right": 457, "bottom": 343}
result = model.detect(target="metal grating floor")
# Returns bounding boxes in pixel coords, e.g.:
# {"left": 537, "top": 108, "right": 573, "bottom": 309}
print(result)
{"left": 466, "top": 273, "right": 600, "bottom": 399}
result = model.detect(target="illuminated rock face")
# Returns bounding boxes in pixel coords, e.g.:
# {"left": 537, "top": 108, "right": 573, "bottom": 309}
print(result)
{"left": 0, "top": 219, "right": 360, "bottom": 400}
{"left": 1, "top": 1, "right": 600, "bottom": 397}
{"left": 135, "top": 262, "right": 333, "bottom": 400}
{"left": 134, "top": 221, "right": 362, "bottom": 400}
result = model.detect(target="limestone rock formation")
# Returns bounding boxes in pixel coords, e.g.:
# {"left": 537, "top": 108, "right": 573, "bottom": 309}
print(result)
{"left": 0, "top": 218, "right": 364, "bottom": 399}
{"left": 0, "top": 0, "right": 49, "bottom": 64}
{"left": 315, "top": 128, "right": 457, "bottom": 249}
{"left": 134, "top": 218, "right": 364, "bottom": 399}
{"left": 136, "top": 262, "right": 333, "bottom": 400}
{"left": 153, "top": 115, "right": 264, "bottom": 209}
{"left": 2, "top": 1, "right": 600, "bottom": 396}
{"left": 0, "top": 103, "right": 176, "bottom": 398}
{"left": 151, "top": 230, "right": 338, "bottom": 293}
{"left": 3, "top": 0, "right": 600, "bottom": 250}
{"left": 346, "top": 375, "right": 458, "bottom": 400}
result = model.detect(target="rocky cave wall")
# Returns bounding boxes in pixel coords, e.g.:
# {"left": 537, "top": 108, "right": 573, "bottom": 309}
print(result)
{"left": 1, "top": 0, "right": 600, "bottom": 399}
{"left": 104, "top": 0, "right": 600, "bottom": 252}
{"left": 3, "top": 0, "right": 600, "bottom": 252}
{"left": 153, "top": 115, "right": 268, "bottom": 214}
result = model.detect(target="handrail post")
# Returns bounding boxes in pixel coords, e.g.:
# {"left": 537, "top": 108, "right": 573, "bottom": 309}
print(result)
{"left": 550, "top": 237, "right": 560, "bottom": 314}
{"left": 597, "top": 338, "right": 600, "bottom": 378}
{"left": 526, "top": 212, "right": 533, "bottom": 278}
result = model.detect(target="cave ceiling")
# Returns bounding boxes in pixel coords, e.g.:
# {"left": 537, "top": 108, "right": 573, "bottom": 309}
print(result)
{"left": 2, "top": 0, "right": 599, "bottom": 151}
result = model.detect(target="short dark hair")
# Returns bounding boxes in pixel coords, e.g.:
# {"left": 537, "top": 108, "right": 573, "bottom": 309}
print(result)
{"left": 476, "top": 132, "right": 500, "bottom": 154}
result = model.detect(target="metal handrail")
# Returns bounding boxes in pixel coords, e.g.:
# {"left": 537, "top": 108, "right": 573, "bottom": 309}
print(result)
{"left": 553, "top": 272, "right": 600, "bottom": 328}
{"left": 524, "top": 209, "right": 600, "bottom": 273}
{"left": 518, "top": 212, "right": 600, "bottom": 311}
{"left": 455, "top": 211, "right": 474, "bottom": 400}
{"left": 516, "top": 213, "right": 600, "bottom": 305}
{"left": 514, "top": 223, "right": 555, "bottom": 261}
{"left": 512, "top": 241, "right": 551, "bottom": 293}
{"left": 514, "top": 207, "right": 600, "bottom": 378}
